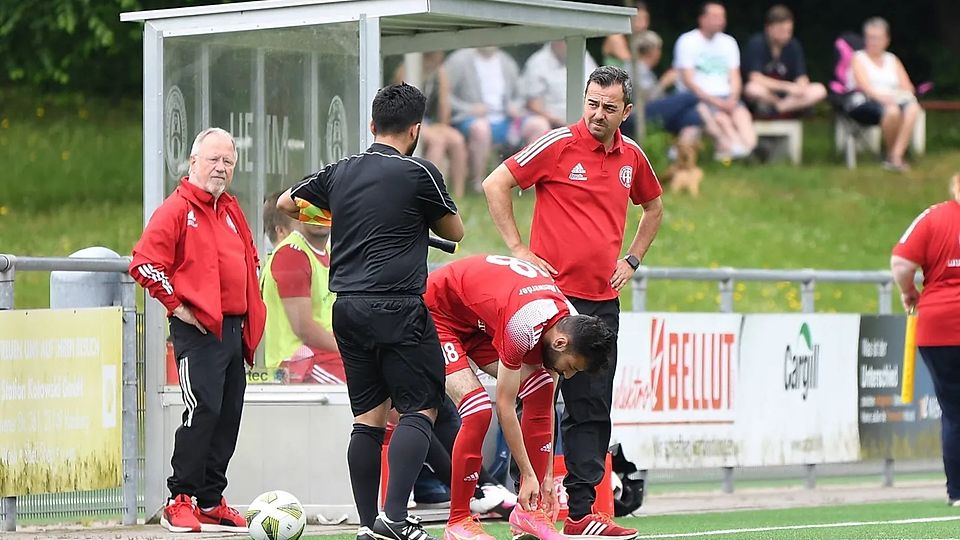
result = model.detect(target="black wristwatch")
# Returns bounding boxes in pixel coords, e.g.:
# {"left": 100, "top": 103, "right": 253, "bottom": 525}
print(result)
{"left": 624, "top": 254, "right": 641, "bottom": 270}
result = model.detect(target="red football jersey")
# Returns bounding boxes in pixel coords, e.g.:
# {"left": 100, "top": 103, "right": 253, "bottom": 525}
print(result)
{"left": 505, "top": 119, "right": 662, "bottom": 301}
{"left": 425, "top": 255, "right": 575, "bottom": 370}
{"left": 892, "top": 200, "right": 960, "bottom": 346}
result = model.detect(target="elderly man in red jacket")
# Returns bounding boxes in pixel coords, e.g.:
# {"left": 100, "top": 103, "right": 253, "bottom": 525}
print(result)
{"left": 130, "top": 127, "right": 266, "bottom": 533}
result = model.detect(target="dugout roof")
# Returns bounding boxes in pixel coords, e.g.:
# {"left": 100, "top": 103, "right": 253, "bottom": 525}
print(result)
{"left": 121, "top": 0, "right": 632, "bottom": 50}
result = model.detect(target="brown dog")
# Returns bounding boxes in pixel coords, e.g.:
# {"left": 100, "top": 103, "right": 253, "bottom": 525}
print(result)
{"left": 663, "top": 141, "right": 704, "bottom": 196}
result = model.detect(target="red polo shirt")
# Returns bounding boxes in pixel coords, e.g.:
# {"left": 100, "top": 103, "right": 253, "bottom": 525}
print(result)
{"left": 892, "top": 200, "right": 960, "bottom": 346}
{"left": 505, "top": 120, "right": 661, "bottom": 301}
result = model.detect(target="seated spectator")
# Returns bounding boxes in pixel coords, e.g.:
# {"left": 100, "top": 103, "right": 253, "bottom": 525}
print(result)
{"left": 675, "top": 1, "right": 757, "bottom": 161}
{"left": 847, "top": 17, "right": 921, "bottom": 172}
{"left": 444, "top": 47, "right": 550, "bottom": 190}
{"left": 631, "top": 30, "right": 677, "bottom": 103}
{"left": 521, "top": 40, "right": 598, "bottom": 129}
{"left": 623, "top": 30, "right": 699, "bottom": 148}
{"left": 261, "top": 192, "right": 342, "bottom": 384}
{"left": 743, "top": 5, "right": 827, "bottom": 118}
{"left": 394, "top": 51, "right": 468, "bottom": 198}
{"left": 602, "top": 1, "right": 650, "bottom": 67}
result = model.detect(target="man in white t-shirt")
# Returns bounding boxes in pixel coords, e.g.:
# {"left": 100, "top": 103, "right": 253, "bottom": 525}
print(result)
{"left": 674, "top": 1, "right": 757, "bottom": 161}
{"left": 522, "top": 41, "right": 599, "bottom": 129}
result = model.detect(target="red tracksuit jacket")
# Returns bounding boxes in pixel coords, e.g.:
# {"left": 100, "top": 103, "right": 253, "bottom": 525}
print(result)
{"left": 130, "top": 178, "right": 266, "bottom": 365}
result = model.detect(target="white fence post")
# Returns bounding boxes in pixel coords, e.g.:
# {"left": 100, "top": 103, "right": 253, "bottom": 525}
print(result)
{"left": 121, "top": 275, "right": 139, "bottom": 525}
{"left": 0, "top": 255, "right": 15, "bottom": 531}
{"left": 883, "top": 458, "right": 895, "bottom": 487}
{"left": 801, "top": 279, "right": 816, "bottom": 313}
{"left": 719, "top": 278, "right": 735, "bottom": 313}
{"left": 721, "top": 467, "right": 734, "bottom": 494}
{"left": 632, "top": 275, "right": 647, "bottom": 312}
{"left": 877, "top": 282, "right": 893, "bottom": 315}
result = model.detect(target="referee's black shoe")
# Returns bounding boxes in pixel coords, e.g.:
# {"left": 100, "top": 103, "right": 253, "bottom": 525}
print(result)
{"left": 372, "top": 513, "right": 437, "bottom": 540}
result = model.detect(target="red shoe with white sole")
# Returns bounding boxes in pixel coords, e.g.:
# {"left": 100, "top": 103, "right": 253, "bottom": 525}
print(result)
{"left": 563, "top": 513, "right": 637, "bottom": 540}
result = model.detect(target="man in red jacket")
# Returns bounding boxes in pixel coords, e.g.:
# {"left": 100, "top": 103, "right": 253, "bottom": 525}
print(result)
{"left": 130, "top": 127, "right": 266, "bottom": 533}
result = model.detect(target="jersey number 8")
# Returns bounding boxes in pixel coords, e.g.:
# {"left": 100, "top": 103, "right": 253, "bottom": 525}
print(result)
{"left": 442, "top": 342, "right": 460, "bottom": 365}
{"left": 485, "top": 255, "right": 549, "bottom": 279}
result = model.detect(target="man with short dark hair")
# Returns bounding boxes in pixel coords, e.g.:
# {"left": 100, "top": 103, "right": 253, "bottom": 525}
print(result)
{"left": 742, "top": 4, "right": 827, "bottom": 117}
{"left": 483, "top": 66, "right": 663, "bottom": 540}
{"left": 427, "top": 254, "right": 615, "bottom": 540}
{"left": 278, "top": 82, "right": 463, "bottom": 540}
{"left": 131, "top": 127, "right": 266, "bottom": 533}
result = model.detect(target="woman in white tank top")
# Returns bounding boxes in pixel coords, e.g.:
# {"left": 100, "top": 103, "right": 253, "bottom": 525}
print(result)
{"left": 851, "top": 50, "right": 900, "bottom": 95}
{"left": 848, "top": 17, "right": 920, "bottom": 172}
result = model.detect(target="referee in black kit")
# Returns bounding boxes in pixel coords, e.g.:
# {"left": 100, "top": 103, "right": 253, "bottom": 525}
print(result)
{"left": 278, "top": 83, "right": 463, "bottom": 540}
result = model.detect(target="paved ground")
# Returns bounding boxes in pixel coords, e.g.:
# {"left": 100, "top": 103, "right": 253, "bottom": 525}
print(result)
{"left": 0, "top": 480, "right": 946, "bottom": 539}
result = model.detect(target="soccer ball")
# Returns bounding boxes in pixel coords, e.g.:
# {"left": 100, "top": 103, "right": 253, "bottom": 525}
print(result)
{"left": 245, "top": 490, "right": 307, "bottom": 540}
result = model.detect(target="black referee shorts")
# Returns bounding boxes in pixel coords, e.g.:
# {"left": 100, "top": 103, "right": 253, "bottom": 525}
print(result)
{"left": 332, "top": 294, "right": 445, "bottom": 416}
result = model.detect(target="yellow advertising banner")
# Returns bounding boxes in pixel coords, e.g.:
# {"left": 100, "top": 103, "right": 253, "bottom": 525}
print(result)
{"left": 0, "top": 307, "right": 122, "bottom": 496}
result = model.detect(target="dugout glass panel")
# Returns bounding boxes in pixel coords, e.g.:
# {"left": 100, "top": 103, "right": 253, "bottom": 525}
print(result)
{"left": 162, "top": 23, "right": 360, "bottom": 383}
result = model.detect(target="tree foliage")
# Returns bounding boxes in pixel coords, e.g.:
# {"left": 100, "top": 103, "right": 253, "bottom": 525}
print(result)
{"left": 0, "top": 0, "right": 222, "bottom": 95}
{"left": 2, "top": 0, "right": 960, "bottom": 97}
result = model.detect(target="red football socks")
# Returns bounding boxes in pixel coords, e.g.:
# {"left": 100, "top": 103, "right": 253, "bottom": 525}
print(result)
{"left": 448, "top": 387, "right": 492, "bottom": 523}
{"left": 519, "top": 369, "right": 555, "bottom": 487}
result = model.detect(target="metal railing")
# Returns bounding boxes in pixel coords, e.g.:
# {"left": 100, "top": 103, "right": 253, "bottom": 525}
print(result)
{"left": 630, "top": 266, "right": 907, "bottom": 314}
{"left": 626, "top": 264, "right": 921, "bottom": 492}
{"left": 0, "top": 257, "right": 920, "bottom": 528}
{"left": 0, "top": 255, "right": 139, "bottom": 531}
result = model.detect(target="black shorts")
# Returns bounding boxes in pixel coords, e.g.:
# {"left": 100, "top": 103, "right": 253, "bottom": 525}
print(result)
{"left": 846, "top": 95, "right": 913, "bottom": 126}
{"left": 332, "top": 294, "right": 445, "bottom": 416}
{"left": 848, "top": 100, "right": 885, "bottom": 125}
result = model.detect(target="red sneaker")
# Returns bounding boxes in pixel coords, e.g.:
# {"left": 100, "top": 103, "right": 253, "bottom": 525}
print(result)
{"left": 196, "top": 497, "right": 248, "bottom": 532}
{"left": 160, "top": 494, "right": 201, "bottom": 533}
{"left": 563, "top": 513, "right": 637, "bottom": 540}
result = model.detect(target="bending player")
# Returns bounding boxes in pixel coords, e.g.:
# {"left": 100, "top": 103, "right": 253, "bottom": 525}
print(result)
{"left": 425, "top": 255, "right": 615, "bottom": 540}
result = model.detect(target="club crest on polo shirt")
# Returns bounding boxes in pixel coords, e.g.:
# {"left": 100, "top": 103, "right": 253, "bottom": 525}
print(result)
{"left": 569, "top": 162, "right": 588, "bottom": 181}
{"left": 619, "top": 165, "right": 633, "bottom": 188}
{"left": 186, "top": 210, "right": 198, "bottom": 228}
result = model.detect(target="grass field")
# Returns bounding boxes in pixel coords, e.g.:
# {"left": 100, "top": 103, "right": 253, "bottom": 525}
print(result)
{"left": 303, "top": 501, "right": 960, "bottom": 540}
{"left": 4, "top": 89, "right": 960, "bottom": 313}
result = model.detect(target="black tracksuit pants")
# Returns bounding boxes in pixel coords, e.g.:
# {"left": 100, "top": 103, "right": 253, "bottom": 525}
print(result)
{"left": 560, "top": 297, "right": 620, "bottom": 520}
{"left": 168, "top": 315, "right": 246, "bottom": 508}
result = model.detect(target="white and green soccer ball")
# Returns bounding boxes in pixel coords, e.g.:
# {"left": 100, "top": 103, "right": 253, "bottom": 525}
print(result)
{"left": 246, "top": 490, "right": 307, "bottom": 540}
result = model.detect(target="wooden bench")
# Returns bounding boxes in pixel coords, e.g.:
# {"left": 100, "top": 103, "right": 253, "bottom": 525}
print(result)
{"left": 753, "top": 119, "right": 803, "bottom": 165}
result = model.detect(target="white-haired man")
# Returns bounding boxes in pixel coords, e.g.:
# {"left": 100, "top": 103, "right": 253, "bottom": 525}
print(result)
{"left": 130, "top": 127, "right": 266, "bottom": 533}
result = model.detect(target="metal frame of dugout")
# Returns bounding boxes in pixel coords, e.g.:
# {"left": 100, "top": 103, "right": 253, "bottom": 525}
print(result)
{"left": 120, "top": 0, "right": 634, "bottom": 523}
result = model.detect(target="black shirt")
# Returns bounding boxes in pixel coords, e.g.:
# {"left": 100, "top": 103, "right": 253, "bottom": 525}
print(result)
{"left": 290, "top": 142, "right": 457, "bottom": 294}
{"left": 742, "top": 32, "right": 807, "bottom": 82}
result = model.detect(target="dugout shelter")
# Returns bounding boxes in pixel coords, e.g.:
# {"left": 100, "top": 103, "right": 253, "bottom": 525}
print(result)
{"left": 122, "top": 0, "right": 634, "bottom": 522}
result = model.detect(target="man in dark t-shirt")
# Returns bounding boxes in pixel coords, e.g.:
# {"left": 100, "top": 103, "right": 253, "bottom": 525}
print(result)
{"left": 742, "top": 4, "right": 827, "bottom": 118}
{"left": 278, "top": 83, "right": 463, "bottom": 540}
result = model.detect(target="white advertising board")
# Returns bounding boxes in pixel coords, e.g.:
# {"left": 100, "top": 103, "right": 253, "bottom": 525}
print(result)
{"left": 612, "top": 313, "right": 743, "bottom": 469}
{"left": 737, "top": 314, "right": 861, "bottom": 466}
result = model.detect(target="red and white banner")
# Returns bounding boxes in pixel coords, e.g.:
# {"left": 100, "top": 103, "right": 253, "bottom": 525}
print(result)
{"left": 611, "top": 313, "right": 743, "bottom": 469}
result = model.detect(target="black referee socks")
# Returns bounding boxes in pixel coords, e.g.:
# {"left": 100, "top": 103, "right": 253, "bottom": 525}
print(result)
{"left": 348, "top": 423, "right": 386, "bottom": 528}
{"left": 384, "top": 413, "right": 435, "bottom": 521}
